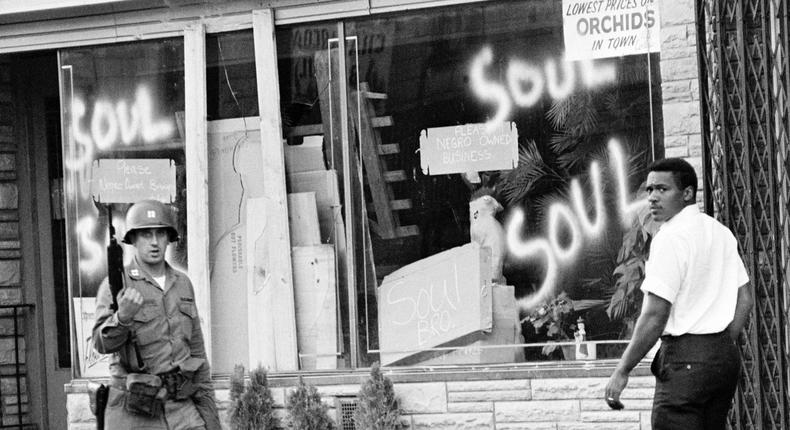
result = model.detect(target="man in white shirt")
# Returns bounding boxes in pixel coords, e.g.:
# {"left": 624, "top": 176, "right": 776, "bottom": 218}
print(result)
{"left": 605, "top": 158, "right": 753, "bottom": 429}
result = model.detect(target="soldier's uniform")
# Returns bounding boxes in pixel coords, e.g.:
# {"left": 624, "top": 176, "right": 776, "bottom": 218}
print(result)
{"left": 93, "top": 258, "right": 210, "bottom": 429}
{"left": 92, "top": 200, "right": 218, "bottom": 430}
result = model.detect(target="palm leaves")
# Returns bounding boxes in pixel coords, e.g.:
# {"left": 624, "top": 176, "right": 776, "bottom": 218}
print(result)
{"left": 547, "top": 93, "right": 599, "bottom": 137}
{"left": 606, "top": 191, "right": 659, "bottom": 330}
{"left": 499, "top": 139, "right": 560, "bottom": 205}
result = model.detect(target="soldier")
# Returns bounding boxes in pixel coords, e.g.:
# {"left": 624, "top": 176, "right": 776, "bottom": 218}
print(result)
{"left": 92, "top": 199, "right": 219, "bottom": 430}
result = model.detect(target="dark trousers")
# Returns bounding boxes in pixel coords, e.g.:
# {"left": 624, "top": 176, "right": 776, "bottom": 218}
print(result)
{"left": 651, "top": 331, "right": 740, "bottom": 430}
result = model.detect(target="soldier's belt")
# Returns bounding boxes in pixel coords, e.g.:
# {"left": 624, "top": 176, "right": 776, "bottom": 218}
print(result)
{"left": 111, "top": 369, "right": 196, "bottom": 402}
{"left": 120, "top": 373, "right": 167, "bottom": 418}
{"left": 157, "top": 368, "right": 198, "bottom": 401}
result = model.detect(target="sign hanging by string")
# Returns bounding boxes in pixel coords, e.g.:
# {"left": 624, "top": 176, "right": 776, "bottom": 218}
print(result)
{"left": 90, "top": 158, "right": 176, "bottom": 203}
{"left": 419, "top": 122, "right": 518, "bottom": 176}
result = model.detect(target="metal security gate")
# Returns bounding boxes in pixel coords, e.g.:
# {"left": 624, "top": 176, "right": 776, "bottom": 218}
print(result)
{"left": 697, "top": 0, "right": 790, "bottom": 428}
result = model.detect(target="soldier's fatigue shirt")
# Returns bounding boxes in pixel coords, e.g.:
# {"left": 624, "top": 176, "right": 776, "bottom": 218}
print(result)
{"left": 93, "top": 257, "right": 216, "bottom": 429}
{"left": 94, "top": 258, "right": 208, "bottom": 378}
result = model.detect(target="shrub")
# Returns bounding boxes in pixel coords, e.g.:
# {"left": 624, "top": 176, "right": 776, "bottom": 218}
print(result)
{"left": 228, "top": 364, "right": 277, "bottom": 430}
{"left": 354, "top": 362, "right": 403, "bottom": 430}
{"left": 285, "top": 377, "right": 334, "bottom": 430}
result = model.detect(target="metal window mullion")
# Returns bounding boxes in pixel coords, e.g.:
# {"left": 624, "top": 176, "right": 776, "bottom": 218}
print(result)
{"left": 732, "top": 1, "right": 763, "bottom": 427}
{"left": 57, "top": 60, "right": 85, "bottom": 380}
{"left": 775, "top": 0, "right": 790, "bottom": 421}
{"left": 761, "top": 0, "right": 790, "bottom": 426}
{"left": 698, "top": 0, "right": 715, "bottom": 215}
{"left": 736, "top": 1, "right": 754, "bottom": 248}
{"left": 717, "top": 1, "right": 733, "bottom": 224}
{"left": 718, "top": 3, "right": 749, "bottom": 426}
{"left": 336, "top": 22, "right": 359, "bottom": 369}
{"left": 742, "top": 3, "right": 769, "bottom": 427}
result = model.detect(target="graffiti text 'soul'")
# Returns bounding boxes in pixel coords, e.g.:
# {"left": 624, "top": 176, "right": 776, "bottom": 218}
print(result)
{"left": 67, "top": 85, "right": 174, "bottom": 170}
{"left": 506, "top": 140, "right": 646, "bottom": 313}
{"left": 469, "top": 46, "right": 618, "bottom": 129}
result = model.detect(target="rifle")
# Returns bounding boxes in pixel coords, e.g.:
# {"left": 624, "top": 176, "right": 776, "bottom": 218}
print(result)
{"left": 90, "top": 205, "right": 125, "bottom": 430}
{"left": 106, "top": 206, "right": 146, "bottom": 370}
{"left": 107, "top": 206, "right": 124, "bottom": 312}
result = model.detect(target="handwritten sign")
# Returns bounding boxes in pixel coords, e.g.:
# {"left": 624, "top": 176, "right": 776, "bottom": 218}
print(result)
{"left": 419, "top": 122, "right": 518, "bottom": 175}
{"left": 74, "top": 297, "right": 110, "bottom": 377}
{"left": 563, "top": 0, "right": 660, "bottom": 60}
{"left": 377, "top": 243, "right": 493, "bottom": 366}
{"left": 90, "top": 158, "right": 176, "bottom": 203}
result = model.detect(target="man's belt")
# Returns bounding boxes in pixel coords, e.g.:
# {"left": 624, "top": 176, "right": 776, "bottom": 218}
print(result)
{"left": 660, "top": 330, "right": 729, "bottom": 343}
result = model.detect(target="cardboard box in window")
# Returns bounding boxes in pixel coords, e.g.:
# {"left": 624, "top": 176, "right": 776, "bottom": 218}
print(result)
{"left": 284, "top": 135, "right": 326, "bottom": 173}
{"left": 377, "top": 243, "right": 494, "bottom": 366}
{"left": 292, "top": 244, "right": 338, "bottom": 370}
{"left": 417, "top": 284, "right": 523, "bottom": 366}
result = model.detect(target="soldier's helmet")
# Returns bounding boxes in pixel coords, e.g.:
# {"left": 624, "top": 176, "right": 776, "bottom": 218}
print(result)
{"left": 122, "top": 199, "right": 179, "bottom": 244}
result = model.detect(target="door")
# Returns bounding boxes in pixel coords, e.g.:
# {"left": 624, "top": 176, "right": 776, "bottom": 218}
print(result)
{"left": 11, "top": 51, "right": 70, "bottom": 430}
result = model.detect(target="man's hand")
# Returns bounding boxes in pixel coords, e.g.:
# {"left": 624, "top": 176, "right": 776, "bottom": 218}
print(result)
{"left": 727, "top": 282, "right": 754, "bottom": 341}
{"left": 603, "top": 293, "right": 669, "bottom": 409}
{"left": 605, "top": 368, "right": 629, "bottom": 409}
{"left": 117, "top": 288, "right": 144, "bottom": 324}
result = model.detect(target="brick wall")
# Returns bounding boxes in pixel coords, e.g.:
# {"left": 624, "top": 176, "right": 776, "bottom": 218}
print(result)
{"left": 0, "top": 58, "right": 29, "bottom": 427}
{"left": 66, "top": 375, "right": 656, "bottom": 429}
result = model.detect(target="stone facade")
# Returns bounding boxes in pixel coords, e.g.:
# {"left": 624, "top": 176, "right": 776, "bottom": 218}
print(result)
{"left": 659, "top": 0, "right": 704, "bottom": 186}
{"left": 59, "top": 2, "right": 698, "bottom": 430}
{"left": 67, "top": 375, "right": 656, "bottom": 430}
{"left": 0, "top": 58, "right": 27, "bottom": 428}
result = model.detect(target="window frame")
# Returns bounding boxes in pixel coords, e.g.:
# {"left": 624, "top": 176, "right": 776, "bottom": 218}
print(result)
{"left": 3, "top": 0, "right": 663, "bottom": 378}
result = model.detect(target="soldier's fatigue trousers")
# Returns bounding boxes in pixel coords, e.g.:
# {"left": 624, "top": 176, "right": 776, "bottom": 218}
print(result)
{"left": 104, "top": 386, "right": 206, "bottom": 430}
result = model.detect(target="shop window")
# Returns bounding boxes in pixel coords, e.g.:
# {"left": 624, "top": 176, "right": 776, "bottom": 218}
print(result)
{"left": 206, "top": 30, "right": 258, "bottom": 120}
{"left": 204, "top": 29, "right": 262, "bottom": 374}
{"left": 276, "top": 0, "right": 662, "bottom": 368}
{"left": 59, "top": 39, "right": 186, "bottom": 377}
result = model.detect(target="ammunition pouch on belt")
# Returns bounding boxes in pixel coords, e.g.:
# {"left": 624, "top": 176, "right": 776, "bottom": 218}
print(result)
{"left": 125, "top": 373, "right": 167, "bottom": 418}
{"left": 158, "top": 368, "right": 197, "bottom": 401}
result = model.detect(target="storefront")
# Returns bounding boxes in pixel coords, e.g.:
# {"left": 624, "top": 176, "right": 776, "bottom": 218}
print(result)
{"left": 0, "top": 0, "right": 721, "bottom": 428}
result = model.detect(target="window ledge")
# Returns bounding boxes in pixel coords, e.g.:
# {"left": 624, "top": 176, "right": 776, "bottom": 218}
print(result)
{"left": 66, "top": 360, "right": 652, "bottom": 393}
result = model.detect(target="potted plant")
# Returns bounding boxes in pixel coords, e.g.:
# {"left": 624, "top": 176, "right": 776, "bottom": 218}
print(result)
{"left": 285, "top": 377, "right": 334, "bottom": 430}
{"left": 228, "top": 364, "right": 277, "bottom": 430}
{"left": 354, "top": 362, "right": 404, "bottom": 430}
{"left": 524, "top": 292, "right": 577, "bottom": 358}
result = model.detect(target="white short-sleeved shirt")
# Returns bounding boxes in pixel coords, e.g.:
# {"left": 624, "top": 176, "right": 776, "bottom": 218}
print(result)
{"left": 640, "top": 205, "right": 749, "bottom": 336}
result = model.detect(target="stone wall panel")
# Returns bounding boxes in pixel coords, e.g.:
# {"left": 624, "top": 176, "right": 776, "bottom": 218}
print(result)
{"left": 496, "top": 400, "right": 579, "bottom": 422}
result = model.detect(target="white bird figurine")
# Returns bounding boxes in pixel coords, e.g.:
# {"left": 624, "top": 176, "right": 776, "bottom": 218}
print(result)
{"left": 469, "top": 192, "right": 506, "bottom": 284}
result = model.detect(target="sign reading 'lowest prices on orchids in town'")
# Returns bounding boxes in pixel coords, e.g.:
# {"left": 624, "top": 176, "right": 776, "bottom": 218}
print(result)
{"left": 419, "top": 122, "right": 518, "bottom": 176}
{"left": 562, "top": 0, "right": 661, "bottom": 60}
